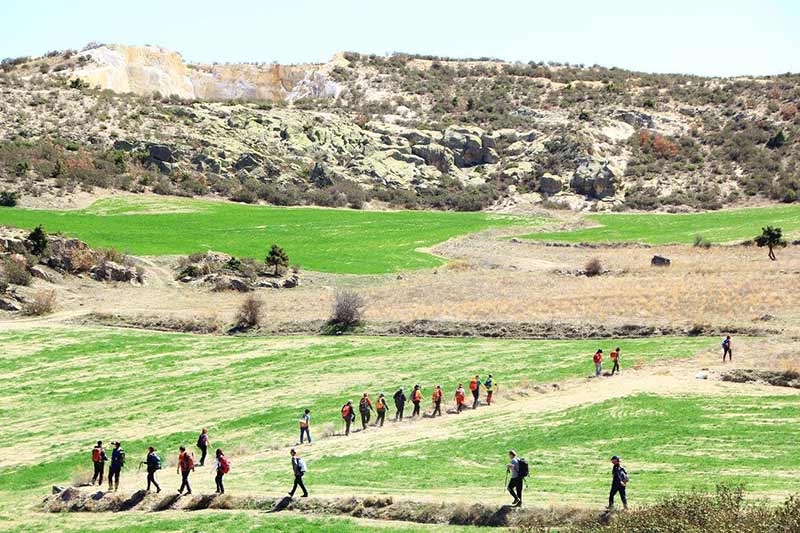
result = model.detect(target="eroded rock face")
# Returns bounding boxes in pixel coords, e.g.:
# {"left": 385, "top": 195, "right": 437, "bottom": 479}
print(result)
{"left": 90, "top": 261, "right": 138, "bottom": 283}
{"left": 538, "top": 173, "right": 565, "bottom": 195}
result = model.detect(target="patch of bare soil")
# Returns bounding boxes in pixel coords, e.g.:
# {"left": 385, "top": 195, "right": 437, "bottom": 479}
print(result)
{"left": 721, "top": 368, "right": 800, "bottom": 389}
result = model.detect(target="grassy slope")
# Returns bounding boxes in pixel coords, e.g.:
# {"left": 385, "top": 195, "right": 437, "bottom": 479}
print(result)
{"left": 0, "top": 328, "right": 711, "bottom": 500}
{"left": 524, "top": 205, "right": 800, "bottom": 244}
{"left": 302, "top": 393, "right": 800, "bottom": 504}
{"left": 0, "top": 197, "right": 533, "bottom": 274}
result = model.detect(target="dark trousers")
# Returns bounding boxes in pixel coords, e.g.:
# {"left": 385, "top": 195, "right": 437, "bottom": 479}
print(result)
{"left": 376, "top": 409, "right": 386, "bottom": 426}
{"left": 395, "top": 404, "right": 404, "bottom": 421}
{"left": 179, "top": 471, "right": 192, "bottom": 494}
{"left": 487, "top": 391, "right": 493, "bottom": 405}
{"left": 609, "top": 483, "right": 627, "bottom": 508}
{"left": 300, "top": 426, "right": 311, "bottom": 443}
{"left": 508, "top": 477, "right": 523, "bottom": 503}
{"left": 289, "top": 474, "right": 308, "bottom": 497}
{"left": 472, "top": 390, "right": 479, "bottom": 408}
{"left": 215, "top": 471, "right": 225, "bottom": 493}
{"left": 433, "top": 400, "right": 441, "bottom": 416}
{"left": 360, "top": 410, "right": 371, "bottom": 429}
{"left": 107, "top": 466, "right": 120, "bottom": 487}
{"left": 344, "top": 417, "right": 352, "bottom": 435}
{"left": 457, "top": 402, "right": 465, "bottom": 412}
{"left": 146, "top": 470, "right": 160, "bottom": 492}
{"left": 723, "top": 347, "right": 732, "bottom": 362}
{"left": 92, "top": 461, "right": 104, "bottom": 484}
{"left": 412, "top": 401, "right": 420, "bottom": 417}
{"left": 611, "top": 360, "right": 620, "bottom": 375}
{"left": 198, "top": 445, "right": 207, "bottom": 466}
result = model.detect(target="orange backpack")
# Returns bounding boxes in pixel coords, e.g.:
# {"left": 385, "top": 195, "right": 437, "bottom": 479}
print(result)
{"left": 413, "top": 390, "right": 421, "bottom": 401}
{"left": 92, "top": 448, "right": 102, "bottom": 462}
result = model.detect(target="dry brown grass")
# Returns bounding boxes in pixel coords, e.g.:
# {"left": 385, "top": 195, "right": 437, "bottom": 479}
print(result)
{"left": 21, "top": 289, "right": 56, "bottom": 315}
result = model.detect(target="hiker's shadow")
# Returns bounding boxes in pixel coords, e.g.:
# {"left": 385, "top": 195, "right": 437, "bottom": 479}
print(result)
{"left": 269, "top": 496, "right": 293, "bottom": 513}
{"left": 486, "top": 505, "right": 516, "bottom": 526}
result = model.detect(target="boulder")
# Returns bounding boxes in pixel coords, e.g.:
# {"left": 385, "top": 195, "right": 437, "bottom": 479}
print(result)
{"left": 310, "top": 162, "right": 334, "bottom": 187}
{"left": 52, "top": 485, "right": 67, "bottom": 495}
{"left": 0, "top": 296, "right": 21, "bottom": 312}
{"left": 570, "top": 159, "right": 619, "bottom": 199}
{"left": 538, "top": 173, "right": 565, "bottom": 195}
{"left": 192, "top": 153, "right": 222, "bottom": 173}
{"left": 91, "top": 261, "right": 137, "bottom": 283}
{"left": 47, "top": 237, "right": 92, "bottom": 273}
{"left": 611, "top": 110, "right": 655, "bottom": 129}
{"left": 411, "top": 144, "right": 456, "bottom": 173}
{"left": 651, "top": 255, "right": 671, "bottom": 267}
{"left": 0, "top": 236, "right": 27, "bottom": 255}
{"left": 442, "top": 126, "right": 485, "bottom": 167}
{"left": 482, "top": 147, "right": 500, "bottom": 164}
{"left": 233, "top": 153, "right": 263, "bottom": 172}
{"left": 112, "top": 140, "right": 136, "bottom": 151}
{"left": 282, "top": 274, "right": 300, "bottom": 288}
{"left": 59, "top": 487, "right": 81, "bottom": 502}
{"left": 148, "top": 144, "right": 176, "bottom": 163}
{"left": 499, "top": 162, "right": 537, "bottom": 184}
{"left": 29, "top": 265, "right": 60, "bottom": 283}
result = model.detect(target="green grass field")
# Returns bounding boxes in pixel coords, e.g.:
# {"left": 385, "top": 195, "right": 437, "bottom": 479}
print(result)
{"left": 3, "top": 327, "right": 800, "bottom": 530}
{"left": 524, "top": 205, "right": 800, "bottom": 244}
{"left": 0, "top": 197, "right": 533, "bottom": 274}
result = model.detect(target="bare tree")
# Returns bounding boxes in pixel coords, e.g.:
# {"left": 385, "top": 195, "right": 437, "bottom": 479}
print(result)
{"left": 235, "top": 295, "right": 264, "bottom": 328}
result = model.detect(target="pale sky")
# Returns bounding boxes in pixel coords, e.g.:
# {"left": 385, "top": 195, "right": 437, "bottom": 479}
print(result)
{"left": 1, "top": 0, "right": 798, "bottom": 76}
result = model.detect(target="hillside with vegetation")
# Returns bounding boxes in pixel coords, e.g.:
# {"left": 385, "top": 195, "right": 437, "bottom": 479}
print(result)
{"left": 0, "top": 44, "right": 798, "bottom": 212}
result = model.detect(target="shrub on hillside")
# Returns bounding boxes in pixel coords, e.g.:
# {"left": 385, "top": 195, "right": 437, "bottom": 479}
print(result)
{"left": 21, "top": 289, "right": 56, "bottom": 316}
{"left": 693, "top": 234, "right": 712, "bottom": 249}
{"left": 327, "top": 290, "right": 366, "bottom": 332}
{"left": 235, "top": 295, "right": 264, "bottom": 329}
{"left": 26, "top": 225, "right": 48, "bottom": 257}
{"left": 0, "top": 190, "right": 18, "bottom": 207}
{"left": 584, "top": 258, "right": 603, "bottom": 277}
{"left": 265, "top": 244, "right": 289, "bottom": 276}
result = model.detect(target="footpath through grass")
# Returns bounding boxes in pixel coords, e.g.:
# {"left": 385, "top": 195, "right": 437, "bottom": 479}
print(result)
{"left": 0, "top": 196, "right": 533, "bottom": 274}
{"left": 524, "top": 204, "right": 800, "bottom": 244}
{"left": 0, "top": 328, "right": 710, "bottom": 503}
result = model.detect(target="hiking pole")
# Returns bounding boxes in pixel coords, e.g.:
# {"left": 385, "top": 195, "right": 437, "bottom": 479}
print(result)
{"left": 504, "top": 470, "right": 508, "bottom": 488}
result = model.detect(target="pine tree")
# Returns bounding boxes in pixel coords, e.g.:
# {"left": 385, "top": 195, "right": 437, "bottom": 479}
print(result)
{"left": 265, "top": 244, "right": 289, "bottom": 275}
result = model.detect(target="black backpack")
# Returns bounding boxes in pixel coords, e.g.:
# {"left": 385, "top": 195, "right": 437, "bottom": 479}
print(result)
{"left": 517, "top": 458, "right": 529, "bottom": 478}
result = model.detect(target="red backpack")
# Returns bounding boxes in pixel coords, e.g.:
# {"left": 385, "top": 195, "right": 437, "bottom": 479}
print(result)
{"left": 181, "top": 453, "right": 195, "bottom": 471}
{"left": 92, "top": 448, "right": 102, "bottom": 462}
{"left": 220, "top": 456, "right": 230, "bottom": 474}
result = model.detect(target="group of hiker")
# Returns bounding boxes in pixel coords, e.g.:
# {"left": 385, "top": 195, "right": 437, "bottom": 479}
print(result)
{"left": 337, "top": 374, "right": 497, "bottom": 436}
{"left": 90, "top": 430, "right": 231, "bottom": 496}
{"left": 592, "top": 347, "right": 622, "bottom": 377}
{"left": 505, "top": 451, "right": 629, "bottom": 510}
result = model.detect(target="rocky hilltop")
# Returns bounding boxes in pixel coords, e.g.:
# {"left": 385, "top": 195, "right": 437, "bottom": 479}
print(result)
{"left": 0, "top": 44, "right": 798, "bottom": 211}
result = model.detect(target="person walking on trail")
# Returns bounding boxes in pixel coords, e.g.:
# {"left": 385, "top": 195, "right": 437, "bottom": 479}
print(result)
{"left": 107, "top": 441, "right": 125, "bottom": 492}
{"left": 485, "top": 374, "right": 495, "bottom": 405}
{"left": 143, "top": 446, "right": 162, "bottom": 493}
{"left": 432, "top": 385, "right": 443, "bottom": 416}
{"left": 375, "top": 393, "right": 389, "bottom": 427}
{"left": 722, "top": 335, "right": 733, "bottom": 362}
{"left": 593, "top": 350, "right": 604, "bottom": 377}
{"left": 469, "top": 375, "right": 482, "bottom": 409}
{"left": 341, "top": 400, "right": 355, "bottom": 435}
{"left": 610, "top": 348, "right": 621, "bottom": 376}
{"left": 196, "top": 428, "right": 210, "bottom": 466}
{"left": 214, "top": 448, "right": 230, "bottom": 494}
{"left": 359, "top": 393, "right": 374, "bottom": 429}
{"left": 299, "top": 409, "right": 312, "bottom": 444}
{"left": 177, "top": 446, "right": 195, "bottom": 495}
{"left": 608, "top": 455, "right": 629, "bottom": 510}
{"left": 91, "top": 441, "right": 107, "bottom": 486}
{"left": 288, "top": 448, "right": 309, "bottom": 498}
{"left": 506, "top": 449, "right": 527, "bottom": 507}
{"left": 393, "top": 388, "right": 407, "bottom": 421}
{"left": 410, "top": 385, "right": 423, "bottom": 417}
{"left": 455, "top": 384, "right": 467, "bottom": 413}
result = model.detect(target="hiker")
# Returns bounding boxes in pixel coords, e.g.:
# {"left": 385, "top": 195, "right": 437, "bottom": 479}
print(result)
{"left": 91, "top": 441, "right": 107, "bottom": 486}
{"left": 177, "top": 445, "right": 195, "bottom": 495}
{"left": 455, "top": 384, "right": 466, "bottom": 413}
{"left": 214, "top": 448, "right": 229, "bottom": 494}
{"left": 608, "top": 455, "right": 629, "bottom": 510}
{"left": 359, "top": 393, "right": 374, "bottom": 429}
{"left": 375, "top": 393, "right": 389, "bottom": 427}
{"left": 485, "top": 374, "right": 495, "bottom": 405}
{"left": 593, "top": 349, "right": 603, "bottom": 377}
{"left": 143, "top": 446, "right": 161, "bottom": 493}
{"left": 610, "top": 347, "right": 621, "bottom": 376}
{"left": 506, "top": 449, "right": 527, "bottom": 507}
{"left": 410, "top": 384, "right": 422, "bottom": 417}
{"left": 722, "top": 335, "right": 733, "bottom": 362}
{"left": 469, "top": 375, "right": 482, "bottom": 409}
{"left": 299, "top": 409, "right": 312, "bottom": 444}
{"left": 288, "top": 448, "right": 308, "bottom": 498}
{"left": 107, "top": 441, "right": 125, "bottom": 492}
{"left": 341, "top": 400, "right": 355, "bottom": 435}
{"left": 393, "top": 388, "right": 406, "bottom": 421}
{"left": 196, "top": 428, "right": 209, "bottom": 466}
{"left": 432, "top": 385, "right": 443, "bottom": 416}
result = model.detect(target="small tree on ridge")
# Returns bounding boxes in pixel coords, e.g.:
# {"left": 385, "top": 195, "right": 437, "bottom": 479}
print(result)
{"left": 755, "top": 226, "right": 786, "bottom": 261}
{"left": 265, "top": 244, "right": 289, "bottom": 276}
